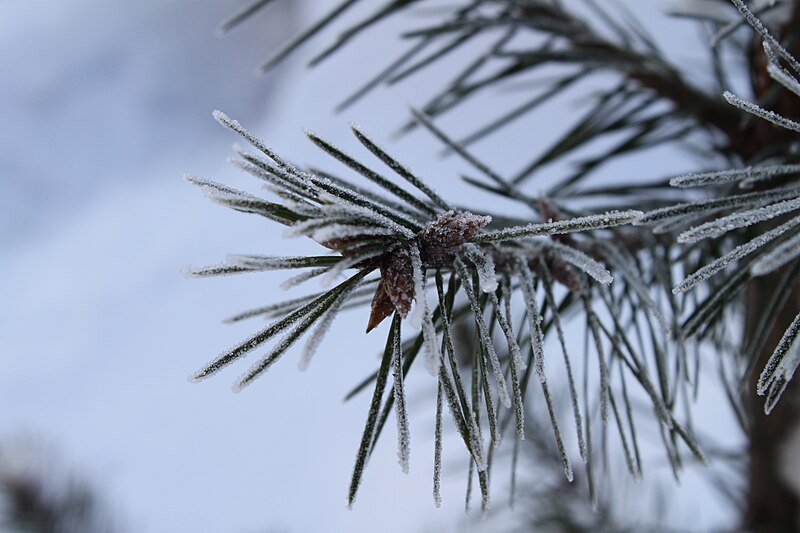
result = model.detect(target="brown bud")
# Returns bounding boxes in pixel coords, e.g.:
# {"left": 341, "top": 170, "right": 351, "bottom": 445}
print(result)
{"left": 366, "top": 247, "right": 415, "bottom": 332}
{"left": 418, "top": 210, "right": 491, "bottom": 267}
{"left": 366, "top": 279, "right": 396, "bottom": 333}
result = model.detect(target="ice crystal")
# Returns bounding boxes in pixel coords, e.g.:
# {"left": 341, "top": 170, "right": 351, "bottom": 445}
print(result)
{"left": 670, "top": 164, "right": 800, "bottom": 188}
{"left": 537, "top": 240, "right": 613, "bottom": 285}
{"left": 724, "top": 91, "right": 800, "bottom": 132}
{"left": 454, "top": 258, "right": 512, "bottom": 409}
{"left": 433, "top": 382, "right": 443, "bottom": 508}
{"left": 280, "top": 268, "right": 330, "bottom": 290}
{"left": 462, "top": 243, "right": 498, "bottom": 293}
{"left": 516, "top": 257, "right": 545, "bottom": 382}
{"left": 410, "top": 244, "right": 441, "bottom": 376}
{"left": 350, "top": 124, "right": 453, "bottom": 211}
{"left": 299, "top": 277, "right": 364, "bottom": 371}
{"left": 391, "top": 318, "right": 411, "bottom": 473}
{"left": 474, "top": 209, "right": 642, "bottom": 242}
{"left": 752, "top": 232, "right": 800, "bottom": 276}
{"left": 758, "top": 312, "right": 800, "bottom": 414}
{"left": 674, "top": 213, "right": 800, "bottom": 293}
{"left": 678, "top": 197, "right": 800, "bottom": 244}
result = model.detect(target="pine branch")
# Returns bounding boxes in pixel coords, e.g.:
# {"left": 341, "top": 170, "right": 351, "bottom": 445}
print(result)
{"left": 188, "top": 0, "right": 800, "bottom": 520}
{"left": 188, "top": 109, "right": 685, "bottom": 508}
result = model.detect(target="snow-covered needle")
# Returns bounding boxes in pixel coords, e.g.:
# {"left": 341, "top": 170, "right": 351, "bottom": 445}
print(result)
{"left": 473, "top": 210, "right": 642, "bottom": 242}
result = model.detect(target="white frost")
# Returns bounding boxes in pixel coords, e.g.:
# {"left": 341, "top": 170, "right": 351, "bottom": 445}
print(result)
{"left": 454, "top": 257, "right": 512, "bottom": 408}
{"left": 298, "top": 277, "right": 363, "bottom": 371}
{"left": 475, "top": 209, "right": 642, "bottom": 242}
{"left": 724, "top": 91, "right": 800, "bottom": 132}
{"left": 678, "top": 197, "right": 800, "bottom": 244}
{"left": 674, "top": 213, "right": 800, "bottom": 293}
{"left": 391, "top": 319, "right": 411, "bottom": 473}
{"left": 758, "top": 313, "right": 800, "bottom": 414}
{"left": 536, "top": 240, "right": 613, "bottom": 284}
{"left": 752, "top": 232, "right": 800, "bottom": 276}
{"left": 462, "top": 243, "right": 498, "bottom": 293}
{"left": 410, "top": 244, "right": 440, "bottom": 375}
{"left": 670, "top": 164, "right": 800, "bottom": 188}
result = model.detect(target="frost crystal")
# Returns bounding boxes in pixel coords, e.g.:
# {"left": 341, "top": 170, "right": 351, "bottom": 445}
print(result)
{"left": 280, "top": 268, "right": 330, "bottom": 290}
{"left": 233, "top": 275, "right": 366, "bottom": 390}
{"left": 537, "top": 240, "right": 613, "bottom": 285}
{"left": 316, "top": 187, "right": 416, "bottom": 239}
{"left": 299, "top": 277, "right": 363, "bottom": 371}
{"left": 724, "top": 91, "right": 800, "bottom": 132}
{"left": 410, "top": 244, "right": 441, "bottom": 376}
{"left": 670, "top": 165, "right": 800, "bottom": 188}
{"left": 758, "top": 312, "right": 800, "bottom": 414}
{"left": 751, "top": 232, "right": 800, "bottom": 276}
{"left": 641, "top": 186, "right": 800, "bottom": 225}
{"left": 433, "top": 383, "right": 443, "bottom": 508}
{"left": 729, "top": 0, "right": 800, "bottom": 76}
{"left": 492, "top": 286, "right": 526, "bottom": 439}
{"left": 184, "top": 263, "right": 251, "bottom": 278}
{"left": 516, "top": 257, "right": 545, "bottom": 382}
{"left": 462, "top": 243, "right": 499, "bottom": 293}
{"left": 409, "top": 245, "right": 427, "bottom": 329}
{"left": 213, "top": 111, "right": 298, "bottom": 174}
{"left": 185, "top": 174, "right": 296, "bottom": 224}
{"left": 455, "top": 258, "right": 512, "bottom": 408}
{"left": 320, "top": 248, "right": 384, "bottom": 287}
{"left": 350, "top": 124, "right": 453, "bottom": 211}
{"left": 674, "top": 213, "right": 800, "bottom": 293}
{"left": 310, "top": 224, "right": 397, "bottom": 244}
{"left": 304, "top": 128, "right": 436, "bottom": 217}
{"left": 474, "top": 209, "right": 642, "bottom": 242}
{"left": 678, "top": 197, "right": 800, "bottom": 244}
{"left": 391, "top": 319, "right": 411, "bottom": 473}
{"left": 768, "top": 62, "right": 800, "bottom": 99}
{"left": 539, "top": 257, "right": 587, "bottom": 461}
{"left": 226, "top": 254, "right": 337, "bottom": 271}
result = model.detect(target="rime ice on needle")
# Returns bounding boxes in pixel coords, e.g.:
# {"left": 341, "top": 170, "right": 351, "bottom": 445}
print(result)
{"left": 535, "top": 240, "right": 613, "bottom": 285}
{"left": 758, "top": 313, "right": 800, "bottom": 414}
{"left": 280, "top": 268, "right": 329, "bottom": 290}
{"left": 454, "top": 257, "right": 512, "bottom": 409}
{"left": 462, "top": 243, "right": 499, "bottom": 293}
{"left": 516, "top": 257, "right": 545, "bottom": 381}
{"left": 674, "top": 213, "right": 800, "bottom": 294}
{"left": 751, "top": 232, "right": 800, "bottom": 276}
{"left": 493, "top": 279, "right": 526, "bottom": 440}
{"left": 678, "top": 197, "right": 800, "bottom": 244}
{"left": 299, "top": 276, "right": 364, "bottom": 371}
{"left": 410, "top": 244, "right": 440, "bottom": 376}
{"left": 602, "top": 243, "right": 671, "bottom": 334}
{"left": 724, "top": 91, "right": 800, "bottom": 132}
{"left": 391, "top": 317, "right": 411, "bottom": 473}
{"left": 472, "top": 209, "right": 642, "bottom": 243}
{"left": 640, "top": 186, "right": 800, "bottom": 226}
{"left": 670, "top": 165, "right": 800, "bottom": 188}
{"left": 767, "top": 62, "right": 800, "bottom": 99}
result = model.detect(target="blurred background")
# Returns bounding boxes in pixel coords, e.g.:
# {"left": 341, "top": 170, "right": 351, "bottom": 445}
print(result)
{"left": 1, "top": 1, "right": 745, "bottom": 531}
